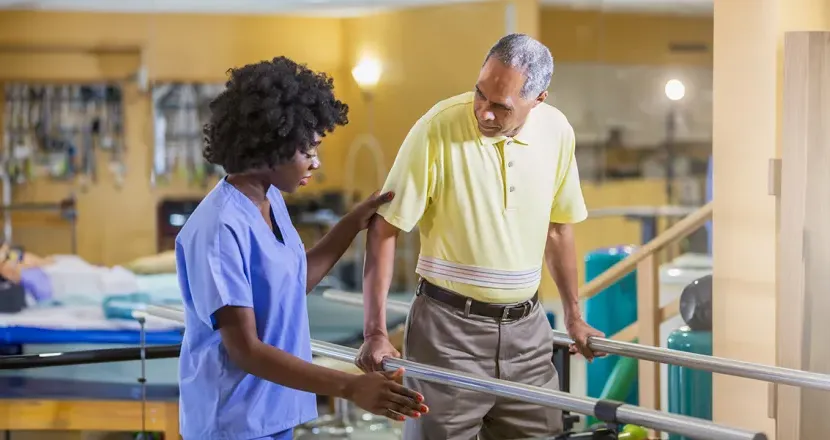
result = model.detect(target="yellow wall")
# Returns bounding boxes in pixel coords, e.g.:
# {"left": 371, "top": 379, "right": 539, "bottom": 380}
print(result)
{"left": 540, "top": 7, "right": 713, "bottom": 66}
{"left": 0, "top": 12, "right": 344, "bottom": 80}
{"left": 0, "top": 4, "right": 710, "bottom": 267}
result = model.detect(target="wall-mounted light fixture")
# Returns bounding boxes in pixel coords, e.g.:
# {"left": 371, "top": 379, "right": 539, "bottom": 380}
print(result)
{"left": 351, "top": 56, "right": 382, "bottom": 97}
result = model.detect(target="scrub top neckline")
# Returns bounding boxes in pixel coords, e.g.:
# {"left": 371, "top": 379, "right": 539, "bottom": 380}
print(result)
{"left": 220, "top": 177, "right": 287, "bottom": 244}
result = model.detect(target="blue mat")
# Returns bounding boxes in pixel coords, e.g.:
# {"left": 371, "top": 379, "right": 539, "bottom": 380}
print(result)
{"left": 0, "top": 327, "right": 183, "bottom": 345}
{"left": 0, "top": 376, "right": 179, "bottom": 401}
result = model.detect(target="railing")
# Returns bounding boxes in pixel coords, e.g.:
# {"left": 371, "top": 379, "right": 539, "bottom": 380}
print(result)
{"left": 324, "top": 291, "right": 830, "bottom": 393}
{"left": 134, "top": 306, "right": 766, "bottom": 440}
{"left": 577, "top": 201, "right": 714, "bottom": 409}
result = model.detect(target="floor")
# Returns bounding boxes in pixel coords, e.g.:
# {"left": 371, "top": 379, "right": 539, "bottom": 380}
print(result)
{"left": 294, "top": 408, "right": 404, "bottom": 440}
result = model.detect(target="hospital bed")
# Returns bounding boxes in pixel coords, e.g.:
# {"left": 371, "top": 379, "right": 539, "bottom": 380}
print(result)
{"left": 0, "top": 273, "right": 411, "bottom": 437}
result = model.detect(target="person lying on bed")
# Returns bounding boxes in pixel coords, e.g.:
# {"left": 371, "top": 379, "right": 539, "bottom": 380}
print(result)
{"left": 0, "top": 244, "right": 140, "bottom": 304}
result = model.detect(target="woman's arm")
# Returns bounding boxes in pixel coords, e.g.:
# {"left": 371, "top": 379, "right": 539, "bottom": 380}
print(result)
{"left": 214, "top": 305, "right": 427, "bottom": 419}
{"left": 216, "top": 305, "right": 355, "bottom": 396}
{"left": 304, "top": 191, "right": 394, "bottom": 293}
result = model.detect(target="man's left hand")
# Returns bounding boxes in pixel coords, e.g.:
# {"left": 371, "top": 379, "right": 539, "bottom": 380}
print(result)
{"left": 565, "top": 318, "right": 606, "bottom": 361}
{"left": 347, "top": 191, "right": 395, "bottom": 230}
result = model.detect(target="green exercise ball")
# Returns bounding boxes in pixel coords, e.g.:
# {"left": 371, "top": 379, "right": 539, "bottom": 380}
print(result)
{"left": 619, "top": 424, "right": 649, "bottom": 440}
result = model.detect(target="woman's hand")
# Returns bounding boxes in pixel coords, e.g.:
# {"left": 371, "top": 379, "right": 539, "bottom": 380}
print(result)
{"left": 344, "top": 368, "right": 428, "bottom": 421}
{"left": 346, "top": 191, "right": 395, "bottom": 230}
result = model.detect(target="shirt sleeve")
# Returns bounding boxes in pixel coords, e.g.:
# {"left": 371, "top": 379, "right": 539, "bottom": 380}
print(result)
{"left": 550, "top": 123, "right": 588, "bottom": 224}
{"left": 376, "top": 116, "right": 437, "bottom": 233}
{"left": 188, "top": 223, "right": 253, "bottom": 329}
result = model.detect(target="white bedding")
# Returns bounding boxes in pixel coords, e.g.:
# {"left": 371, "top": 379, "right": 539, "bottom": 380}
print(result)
{"left": 42, "top": 255, "right": 141, "bottom": 300}
{"left": 39, "top": 272, "right": 183, "bottom": 307}
{"left": 0, "top": 305, "right": 183, "bottom": 331}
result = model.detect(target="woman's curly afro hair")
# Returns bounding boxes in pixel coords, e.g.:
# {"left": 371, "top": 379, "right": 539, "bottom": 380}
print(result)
{"left": 203, "top": 56, "right": 349, "bottom": 174}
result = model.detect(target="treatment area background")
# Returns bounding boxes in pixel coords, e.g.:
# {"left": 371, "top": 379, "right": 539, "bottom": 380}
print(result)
{"left": 0, "top": 0, "right": 828, "bottom": 439}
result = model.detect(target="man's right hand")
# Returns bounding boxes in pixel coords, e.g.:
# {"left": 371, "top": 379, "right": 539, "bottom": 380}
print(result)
{"left": 356, "top": 335, "right": 401, "bottom": 372}
{"left": 344, "top": 368, "right": 428, "bottom": 421}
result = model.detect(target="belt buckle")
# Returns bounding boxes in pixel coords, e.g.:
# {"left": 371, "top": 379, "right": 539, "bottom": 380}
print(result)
{"left": 521, "top": 301, "right": 531, "bottom": 319}
{"left": 500, "top": 301, "right": 530, "bottom": 322}
{"left": 415, "top": 279, "right": 426, "bottom": 296}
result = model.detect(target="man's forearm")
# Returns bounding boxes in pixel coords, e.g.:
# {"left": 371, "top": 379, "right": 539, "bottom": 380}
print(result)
{"left": 363, "top": 217, "right": 399, "bottom": 338}
{"left": 544, "top": 223, "right": 582, "bottom": 321}
{"left": 305, "top": 217, "right": 362, "bottom": 293}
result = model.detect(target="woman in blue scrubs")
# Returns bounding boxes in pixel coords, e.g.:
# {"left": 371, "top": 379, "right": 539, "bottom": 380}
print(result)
{"left": 175, "top": 57, "right": 428, "bottom": 440}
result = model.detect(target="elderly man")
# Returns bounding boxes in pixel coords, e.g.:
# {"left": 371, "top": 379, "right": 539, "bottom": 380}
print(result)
{"left": 356, "top": 33, "right": 604, "bottom": 439}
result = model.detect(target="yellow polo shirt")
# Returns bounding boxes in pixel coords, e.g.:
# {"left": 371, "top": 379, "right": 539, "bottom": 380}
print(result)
{"left": 377, "top": 91, "right": 587, "bottom": 304}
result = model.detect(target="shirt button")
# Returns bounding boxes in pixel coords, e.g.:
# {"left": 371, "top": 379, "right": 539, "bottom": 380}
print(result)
{"left": 508, "top": 161, "right": 514, "bottom": 167}
{"left": 509, "top": 186, "right": 516, "bottom": 192}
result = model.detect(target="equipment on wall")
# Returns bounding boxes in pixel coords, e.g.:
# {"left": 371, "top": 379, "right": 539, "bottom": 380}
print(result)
{"left": 1, "top": 82, "right": 125, "bottom": 189}
{"left": 150, "top": 82, "right": 225, "bottom": 188}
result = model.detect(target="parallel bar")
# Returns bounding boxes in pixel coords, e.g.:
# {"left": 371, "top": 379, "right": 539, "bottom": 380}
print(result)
{"left": 142, "top": 302, "right": 766, "bottom": 440}
{"left": 554, "top": 332, "right": 830, "bottom": 392}
{"left": 312, "top": 340, "right": 763, "bottom": 440}
{"left": 322, "top": 290, "right": 830, "bottom": 392}
{"left": 0, "top": 345, "right": 180, "bottom": 370}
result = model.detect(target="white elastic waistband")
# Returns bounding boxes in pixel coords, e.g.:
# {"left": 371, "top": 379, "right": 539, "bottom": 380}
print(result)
{"left": 415, "top": 256, "right": 542, "bottom": 290}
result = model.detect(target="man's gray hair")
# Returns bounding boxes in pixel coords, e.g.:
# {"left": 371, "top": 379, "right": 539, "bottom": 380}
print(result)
{"left": 484, "top": 33, "right": 553, "bottom": 99}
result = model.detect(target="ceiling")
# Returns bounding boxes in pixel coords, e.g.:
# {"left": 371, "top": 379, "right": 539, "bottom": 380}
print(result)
{"left": 0, "top": 0, "right": 713, "bottom": 16}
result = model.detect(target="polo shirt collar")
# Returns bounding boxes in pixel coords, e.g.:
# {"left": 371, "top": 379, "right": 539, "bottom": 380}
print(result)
{"left": 477, "top": 131, "right": 530, "bottom": 146}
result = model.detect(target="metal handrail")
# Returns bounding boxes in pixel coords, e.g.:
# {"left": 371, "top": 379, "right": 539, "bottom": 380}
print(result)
{"left": 0, "top": 345, "right": 180, "bottom": 370}
{"left": 140, "top": 305, "right": 766, "bottom": 440}
{"left": 321, "top": 290, "right": 830, "bottom": 392}
{"left": 551, "top": 332, "right": 830, "bottom": 392}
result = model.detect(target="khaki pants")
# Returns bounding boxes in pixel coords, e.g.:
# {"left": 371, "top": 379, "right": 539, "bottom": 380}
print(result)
{"left": 402, "top": 292, "right": 563, "bottom": 440}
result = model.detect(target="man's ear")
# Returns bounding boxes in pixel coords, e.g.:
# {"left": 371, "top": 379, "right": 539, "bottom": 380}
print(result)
{"left": 534, "top": 90, "right": 548, "bottom": 107}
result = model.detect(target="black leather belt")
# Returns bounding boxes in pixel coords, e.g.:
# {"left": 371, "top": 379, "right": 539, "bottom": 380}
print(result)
{"left": 417, "top": 279, "right": 538, "bottom": 321}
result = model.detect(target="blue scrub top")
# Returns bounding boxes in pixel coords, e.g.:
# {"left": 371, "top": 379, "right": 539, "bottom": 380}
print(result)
{"left": 175, "top": 178, "right": 317, "bottom": 440}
